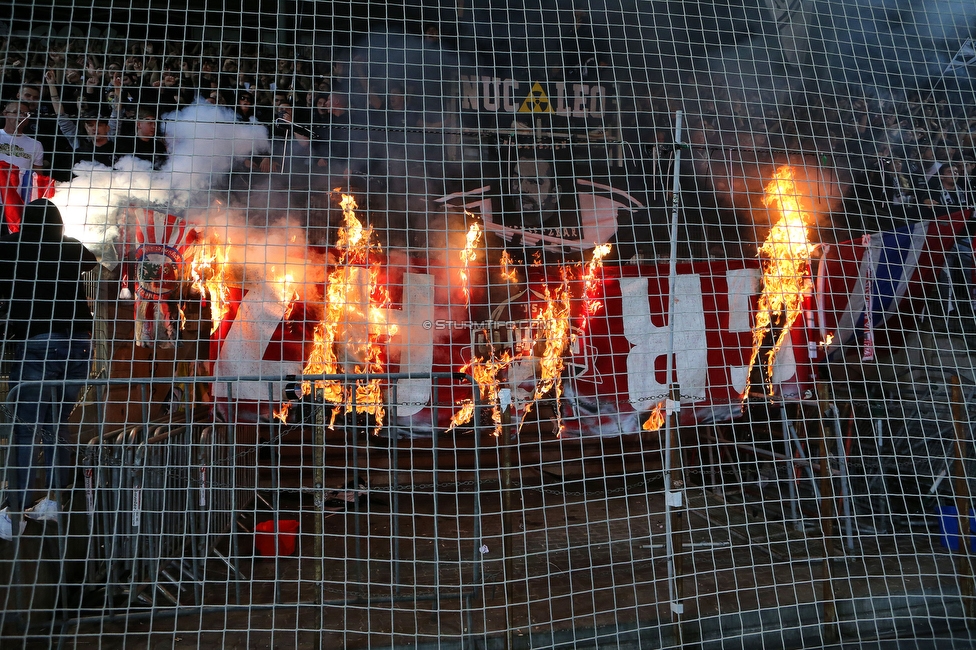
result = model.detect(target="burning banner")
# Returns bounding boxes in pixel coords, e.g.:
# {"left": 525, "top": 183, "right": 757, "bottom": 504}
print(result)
{"left": 556, "top": 259, "right": 817, "bottom": 435}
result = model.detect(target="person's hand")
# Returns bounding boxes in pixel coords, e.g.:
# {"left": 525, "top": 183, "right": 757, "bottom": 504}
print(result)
{"left": 45, "top": 70, "right": 57, "bottom": 86}
{"left": 259, "top": 157, "right": 272, "bottom": 173}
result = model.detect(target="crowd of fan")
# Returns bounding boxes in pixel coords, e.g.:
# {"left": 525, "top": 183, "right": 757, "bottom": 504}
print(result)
{"left": 1, "top": 30, "right": 975, "bottom": 223}
{"left": 0, "top": 33, "right": 337, "bottom": 182}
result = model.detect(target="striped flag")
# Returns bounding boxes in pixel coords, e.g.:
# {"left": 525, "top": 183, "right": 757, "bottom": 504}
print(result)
{"left": 816, "top": 209, "right": 972, "bottom": 358}
{"left": 126, "top": 208, "right": 199, "bottom": 348}
{"left": 0, "top": 160, "right": 56, "bottom": 233}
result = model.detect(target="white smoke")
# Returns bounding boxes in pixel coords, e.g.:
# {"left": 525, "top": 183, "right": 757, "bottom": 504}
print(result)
{"left": 53, "top": 99, "right": 271, "bottom": 267}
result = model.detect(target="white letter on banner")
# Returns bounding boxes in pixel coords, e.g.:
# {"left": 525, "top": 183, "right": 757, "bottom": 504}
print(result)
{"left": 394, "top": 272, "right": 435, "bottom": 416}
{"left": 726, "top": 268, "right": 760, "bottom": 393}
{"left": 213, "top": 283, "right": 302, "bottom": 402}
{"left": 619, "top": 275, "right": 707, "bottom": 406}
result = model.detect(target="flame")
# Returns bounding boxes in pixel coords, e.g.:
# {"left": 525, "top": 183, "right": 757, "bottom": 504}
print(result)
{"left": 642, "top": 402, "right": 666, "bottom": 431}
{"left": 459, "top": 221, "right": 482, "bottom": 305}
{"left": 300, "top": 194, "right": 390, "bottom": 433}
{"left": 188, "top": 235, "right": 232, "bottom": 334}
{"left": 748, "top": 165, "right": 816, "bottom": 394}
{"left": 500, "top": 250, "right": 519, "bottom": 283}
{"left": 448, "top": 349, "right": 514, "bottom": 436}
{"left": 581, "top": 243, "right": 612, "bottom": 326}
{"left": 451, "top": 247, "right": 611, "bottom": 438}
{"left": 521, "top": 269, "right": 573, "bottom": 436}
{"left": 273, "top": 403, "right": 290, "bottom": 423}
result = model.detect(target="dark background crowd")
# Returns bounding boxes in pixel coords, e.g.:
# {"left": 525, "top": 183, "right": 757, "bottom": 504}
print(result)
{"left": 0, "top": 23, "right": 974, "bottom": 230}
{"left": 0, "top": 31, "right": 335, "bottom": 181}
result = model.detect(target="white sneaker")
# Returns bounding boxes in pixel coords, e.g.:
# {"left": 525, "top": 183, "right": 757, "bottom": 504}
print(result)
{"left": 25, "top": 498, "right": 60, "bottom": 523}
{"left": 0, "top": 508, "right": 26, "bottom": 541}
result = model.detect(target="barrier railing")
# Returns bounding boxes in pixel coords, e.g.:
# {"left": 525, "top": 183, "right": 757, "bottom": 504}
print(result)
{"left": 1, "top": 372, "right": 486, "bottom": 647}
{"left": 2, "top": 372, "right": 976, "bottom": 648}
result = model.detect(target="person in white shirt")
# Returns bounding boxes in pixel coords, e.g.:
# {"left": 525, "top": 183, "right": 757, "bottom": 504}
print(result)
{"left": 0, "top": 101, "right": 44, "bottom": 172}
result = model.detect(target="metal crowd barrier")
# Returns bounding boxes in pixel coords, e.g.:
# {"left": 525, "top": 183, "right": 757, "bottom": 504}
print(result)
{"left": 0, "top": 372, "right": 484, "bottom": 646}
{"left": 82, "top": 422, "right": 204, "bottom": 608}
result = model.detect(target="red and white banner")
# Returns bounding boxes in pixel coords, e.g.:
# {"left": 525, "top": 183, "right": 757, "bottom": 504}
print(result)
{"left": 123, "top": 208, "right": 199, "bottom": 348}
{"left": 539, "top": 260, "right": 816, "bottom": 435}
{"left": 0, "top": 160, "right": 55, "bottom": 233}
{"left": 207, "top": 250, "right": 819, "bottom": 433}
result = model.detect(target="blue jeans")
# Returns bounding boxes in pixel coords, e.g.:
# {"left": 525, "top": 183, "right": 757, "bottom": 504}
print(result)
{"left": 6, "top": 333, "right": 91, "bottom": 513}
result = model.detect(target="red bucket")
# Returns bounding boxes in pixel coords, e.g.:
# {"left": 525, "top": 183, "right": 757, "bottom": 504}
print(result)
{"left": 254, "top": 519, "right": 300, "bottom": 556}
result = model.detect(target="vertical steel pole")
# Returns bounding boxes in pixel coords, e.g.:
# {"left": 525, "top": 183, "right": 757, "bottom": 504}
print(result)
{"left": 499, "top": 387, "right": 516, "bottom": 650}
{"left": 663, "top": 110, "right": 684, "bottom": 644}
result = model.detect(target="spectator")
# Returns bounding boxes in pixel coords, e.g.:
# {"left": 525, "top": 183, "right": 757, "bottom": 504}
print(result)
{"left": 0, "top": 100, "right": 44, "bottom": 173}
{"left": 0, "top": 198, "right": 97, "bottom": 538}
{"left": 263, "top": 99, "right": 312, "bottom": 174}
{"left": 118, "top": 104, "right": 167, "bottom": 169}
{"left": 924, "top": 159, "right": 972, "bottom": 215}
{"left": 235, "top": 89, "right": 258, "bottom": 123}
{"left": 50, "top": 97, "right": 119, "bottom": 174}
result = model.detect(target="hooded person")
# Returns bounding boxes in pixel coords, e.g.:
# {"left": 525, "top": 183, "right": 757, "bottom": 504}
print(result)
{"left": 0, "top": 198, "right": 98, "bottom": 538}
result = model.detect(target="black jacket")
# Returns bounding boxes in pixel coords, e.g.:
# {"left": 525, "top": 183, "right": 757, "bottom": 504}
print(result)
{"left": 0, "top": 199, "right": 98, "bottom": 339}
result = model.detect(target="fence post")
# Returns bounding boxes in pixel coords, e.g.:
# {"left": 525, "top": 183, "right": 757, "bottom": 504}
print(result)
{"left": 499, "top": 387, "right": 517, "bottom": 650}
{"left": 666, "top": 383, "right": 685, "bottom": 646}
{"left": 950, "top": 375, "right": 975, "bottom": 621}
{"left": 816, "top": 383, "right": 839, "bottom": 643}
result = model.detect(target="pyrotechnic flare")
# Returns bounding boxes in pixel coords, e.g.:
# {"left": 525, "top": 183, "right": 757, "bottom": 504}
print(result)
{"left": 747, "top": 165, "right": 816, "bottom": 395}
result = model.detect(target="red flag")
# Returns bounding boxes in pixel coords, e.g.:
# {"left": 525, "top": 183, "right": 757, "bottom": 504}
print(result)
{"left": 0, "top": 160, "right": 56, "bottom": 233}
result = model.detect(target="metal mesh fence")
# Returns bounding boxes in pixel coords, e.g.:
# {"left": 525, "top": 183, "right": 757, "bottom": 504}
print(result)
{"left": 0, "top": 1, "right": 976, "bottom": 648}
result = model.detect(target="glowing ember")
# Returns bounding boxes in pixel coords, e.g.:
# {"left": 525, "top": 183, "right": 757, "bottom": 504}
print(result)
{"left": 459, "top": 221, "right": 482, "bottom": 304}
{"left": 499, "top": 250, "right": 519, "bottom": 283}
{"left": 642, "top": 402, "right": 666, "bottom": 432}
{"left": 748, "top": 165, "right": 816, "bottom": 394}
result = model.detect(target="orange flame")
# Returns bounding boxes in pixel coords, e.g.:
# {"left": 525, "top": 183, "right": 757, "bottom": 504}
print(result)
{"left": 581, "top": 243, "right": 612, "bottom": 327}
{"left": 459, "top": 221, "right": 482, "bottom": 305}
{"left": 188, "top": 235, "right": 232, "bottom": 334}
{"left": 500, "top": 250, "right": 519, "bottom": 283}
{"left": 521, "top": 269, "right": 573, "bottom": 436}
{"left": 273, "top": 403, "right": 290, "bottom": 423}
{"left": 642, "top": 402, "right": 666, "bottom": 432}
{"left": 748, "top": 165, "right": 816, "bottom": 394}
{"left": 301, "top": 194, "right": 390, "bottom": 433}
{"left": 448, "top": 349, "right": 514, "bottom": 436}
